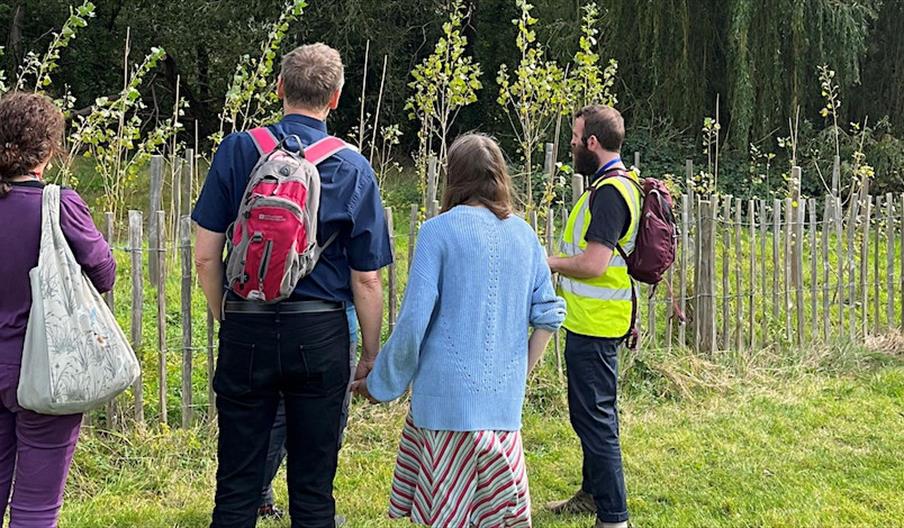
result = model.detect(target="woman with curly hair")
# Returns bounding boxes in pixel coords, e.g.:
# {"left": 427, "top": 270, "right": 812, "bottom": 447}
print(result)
{"left": 0, "top": 92, "right": 115, "bottom": 527}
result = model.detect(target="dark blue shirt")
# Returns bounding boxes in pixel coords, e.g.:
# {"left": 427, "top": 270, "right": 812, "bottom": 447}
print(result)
{"left": 191, "top": 114, "right": 393, "bottom": 303}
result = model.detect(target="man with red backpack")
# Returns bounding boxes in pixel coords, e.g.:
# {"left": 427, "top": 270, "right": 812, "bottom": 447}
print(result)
{"left": 192, "top": 43, "right": 392, "bottom": 528}
{"left": 546, "top": 105, "right": 639, "bottom": 528}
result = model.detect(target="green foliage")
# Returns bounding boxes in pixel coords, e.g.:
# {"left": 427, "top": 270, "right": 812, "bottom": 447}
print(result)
{"left": 405, "top": 0, "right": 482, "bottom": 182}
{"left": 818, "top": 64, "right": 842, "bottom": 160}
{"left": 65, "top": 46, "right": 177, "bottom": 218}
{"left": 570, "top": 2, "right": 617, "bottom": 109}
{"left": 214, "top": 0, "right": 307, "bottom": 148}
{"left": 497, "top": 0, "right": 566, "bottom": 210}
{"left": 13, "top": 1, "right": 95, "bottom": 93}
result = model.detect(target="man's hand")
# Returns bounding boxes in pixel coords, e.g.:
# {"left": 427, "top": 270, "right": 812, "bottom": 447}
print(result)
{"left": 350, "top": 377, "right": 379, "bottom": 404}
{"left": 548, "top": 241, "right": 613, "bottom": 280}
{"left": 353, "top": 358, "right": 374, "bottom": 382}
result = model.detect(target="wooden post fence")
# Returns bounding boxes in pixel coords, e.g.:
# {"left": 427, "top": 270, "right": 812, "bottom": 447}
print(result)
{"left": 180, "top": 216, "right": 193, "bottom": 428}
{"left": 128, "top": 210, "right": 145, "bottom": 425}
{"left": 154, "top": 211, "right": 167, "bottom": 425}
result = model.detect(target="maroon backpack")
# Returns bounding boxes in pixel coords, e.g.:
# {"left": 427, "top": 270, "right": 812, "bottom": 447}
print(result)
{"left": 596, "top": 172, "right": 684, "bottom": 347}
{"left": 616, "top": 177, "right": 678, "bottom": 285}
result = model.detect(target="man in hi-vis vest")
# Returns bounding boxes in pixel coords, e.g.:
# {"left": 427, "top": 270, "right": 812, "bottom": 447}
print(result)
{"left": 546, "top": 105, "right": 640, "bottom": 528}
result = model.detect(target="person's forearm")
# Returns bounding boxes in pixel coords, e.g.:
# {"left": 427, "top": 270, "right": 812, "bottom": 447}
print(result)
{"left": 197, "top": 260, "right": 225, "bottom": 321}
{"left": 548, "top": 254, "right": 607, "bottom": 280}
{"left": 352, "top": 273, "right": 384, "bottom": 363}
{"left": 527, "top": 329, "right": 554, "bottom": 373}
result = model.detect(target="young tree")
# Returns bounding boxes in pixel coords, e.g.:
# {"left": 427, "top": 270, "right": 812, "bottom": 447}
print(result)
{"left": 13, "top": 1, "right": 96, "bottom": 94}
{"left": 570, "top": 3, "right": 618, "bottom": 110}
{"left": 213, "top": 0, "right": 307, "bottom": 148}
{"left": 406, "top": 0, "right": 482, "bottom": 190}
{"left": 497, "top": 0, "right": 566, "bottom": 212}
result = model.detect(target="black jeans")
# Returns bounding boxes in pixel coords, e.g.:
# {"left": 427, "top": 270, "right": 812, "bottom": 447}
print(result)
{"left": 210, "top": 308, "right": 350, "bottom": 528}
{"left": 260, "top": 328, "right": 357, "bottom": 507}
{"left": 565, "top": 330, "right": 629, "bottom": 524}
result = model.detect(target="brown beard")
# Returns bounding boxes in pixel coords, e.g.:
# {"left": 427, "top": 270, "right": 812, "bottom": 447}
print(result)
{"left": 572, "top": 142, "right": 601, "bottom": 176}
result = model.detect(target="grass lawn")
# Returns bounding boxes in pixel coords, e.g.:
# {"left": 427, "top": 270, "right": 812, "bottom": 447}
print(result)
{"left": 59, "top": 342, "right": 904, "bottom": 527}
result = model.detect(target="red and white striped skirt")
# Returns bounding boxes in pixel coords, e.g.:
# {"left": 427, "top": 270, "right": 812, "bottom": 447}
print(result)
{"left": 387, "top": 415, "right": 532, "bottom": 528}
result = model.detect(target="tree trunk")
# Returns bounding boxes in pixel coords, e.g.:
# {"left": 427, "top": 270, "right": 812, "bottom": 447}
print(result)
{"left": 6, "top": 1, "right": 25, "bottom": 65}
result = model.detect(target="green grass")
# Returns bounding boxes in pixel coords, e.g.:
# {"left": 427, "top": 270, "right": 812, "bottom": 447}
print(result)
{"left": 63, "top": 172, "right": 904, "bottom": 526}
{"left": 59, "top": 342, "right": 904, "bottom": 527}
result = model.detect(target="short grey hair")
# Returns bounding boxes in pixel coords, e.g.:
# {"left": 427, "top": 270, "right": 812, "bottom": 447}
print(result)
{"left": 280, "top": 43, "right": 345, "bottom": 110}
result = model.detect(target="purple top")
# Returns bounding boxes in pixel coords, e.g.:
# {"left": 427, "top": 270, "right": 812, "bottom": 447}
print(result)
{"left": 0, "top": 181, "right": 116, "bottom": 366}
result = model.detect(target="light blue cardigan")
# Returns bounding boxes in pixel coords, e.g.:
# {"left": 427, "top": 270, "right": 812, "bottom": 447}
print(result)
{"left": 366, "top": 205, "right": 566, "bottom": 431}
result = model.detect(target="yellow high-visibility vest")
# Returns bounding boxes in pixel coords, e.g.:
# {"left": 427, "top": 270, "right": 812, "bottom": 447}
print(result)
{"left": 558, "top": 170, "right": 641, "bottom": 338}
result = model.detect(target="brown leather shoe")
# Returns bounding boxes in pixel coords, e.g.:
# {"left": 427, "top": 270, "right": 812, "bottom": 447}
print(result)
{"left": 545, "top": 490, "right": 596, "bottom": 515}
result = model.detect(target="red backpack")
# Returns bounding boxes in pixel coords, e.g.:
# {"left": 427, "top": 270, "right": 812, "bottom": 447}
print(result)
{"left": 225, "top": 128, "right": 350, "bottom": 302}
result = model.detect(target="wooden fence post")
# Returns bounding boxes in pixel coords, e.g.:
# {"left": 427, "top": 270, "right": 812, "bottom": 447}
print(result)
{"left": 847, "top": 192, "right": 859, "bottom": 337}
{"left": 148, "top": 156, "right": 164, "bottom": 285}
{"left": 808, "top": 198, "right": 817, "bottom": 342}
{"left": 759, "top": 199, "right": 767, "bottom": 325}
{"left": 385, "top": 208, "right": 398, "bottom": 331}
{"left": 886, "top": 193, "right": 896, "bottom": 328}
{"left": 685, "top": 160, "right": 695, "bottom": 226}
{"left": 836, "top": 197, "right": 844, "bottom": 333}
{"left": 572, "top": 174, "right": 584, "bottom": 207}
{"left": 822, "top": 196, "right": 831, "bottom": 341}
{"left": 694, "top": 197, "right": 703, "bottom": 352}
{"left": 873, "top": 196, "right": 882, "bottom": 334}
{"left": 679, "top": 195, "right": 689, "bottom": 347}
{"left": 426, "top": 156, "right": 438, "bottom": 217}
{"left": 128, "top": 210, "right": 145, "bottom": 425}
{"left": 408, "top": 204, "right": 418, "bottom": 272}
{"left": 734, "top": 202, "right": 742, "bottom": 352}
{"left": 698, "top": 201, "right": 716, "bottom": 355}
{"left": 748, "top": 199, "right": 756, "bottom": 350}
{"left": 721, "top": 196, "right": 731, "bottom": 350}
{"left": 861, "top": 198, "right": 872, "bottom": 336}
{"left": 104, "top": 212, "right": 117, "bottom": 429}
{"left": 183, "top": 149, "right": 194, "bottom": 216}
{"left": 155, "top": 211, "right": 167, "bottom": 425}
{"left": 784, "top": 197, "right": 793, "bottom": 341}
{"left": 772, "top": 199, "right": 781, "bottom": 321}
{"left": 791, "top": 168, "right": 804, "bottom": 346}
{"left": 545, "top": 208, "right": 563, "bottom": 383}
{"left": 180, "top": 216, "right": 193, "bottom": 428}
{"left": 900, "top": 193, "right": 904, "bottom": 330}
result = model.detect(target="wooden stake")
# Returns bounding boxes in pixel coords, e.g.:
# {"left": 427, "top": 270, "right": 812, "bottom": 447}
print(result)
{"left": 128, "top": 210, "right": 144, "bottom": 425}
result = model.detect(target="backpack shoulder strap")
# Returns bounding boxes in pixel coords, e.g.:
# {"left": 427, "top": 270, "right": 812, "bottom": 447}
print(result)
{"left": 304, "top": 136, "right": 351, "bottom": 165}
{"left": 247, "top": 127, "right": 279, "bottom": 156}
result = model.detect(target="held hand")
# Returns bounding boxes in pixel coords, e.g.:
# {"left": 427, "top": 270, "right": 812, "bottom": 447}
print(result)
{"left": 353, "top": 358, "right": 375, "bottom": 382}
{"left": 350, "top": 378, "right": 379, "bottom": 404}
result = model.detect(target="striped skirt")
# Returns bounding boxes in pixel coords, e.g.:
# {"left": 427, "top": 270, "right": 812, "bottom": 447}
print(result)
{"left": 388, "top": 415, "right": 531, "bottom": 528}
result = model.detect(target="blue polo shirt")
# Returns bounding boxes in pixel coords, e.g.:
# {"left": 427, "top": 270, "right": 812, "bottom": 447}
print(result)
{"left": 191, "top": 114, "right": 393, "bottom": 303}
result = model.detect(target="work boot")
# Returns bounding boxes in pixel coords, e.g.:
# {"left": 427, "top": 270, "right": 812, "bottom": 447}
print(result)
{"left": 546, "top": 489, "right": 596, "bottom": 515}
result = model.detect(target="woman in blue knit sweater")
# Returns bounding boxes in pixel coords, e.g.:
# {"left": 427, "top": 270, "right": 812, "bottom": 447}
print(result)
{"left": 354, "top": 134, "right": 566, "bottom": 527}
